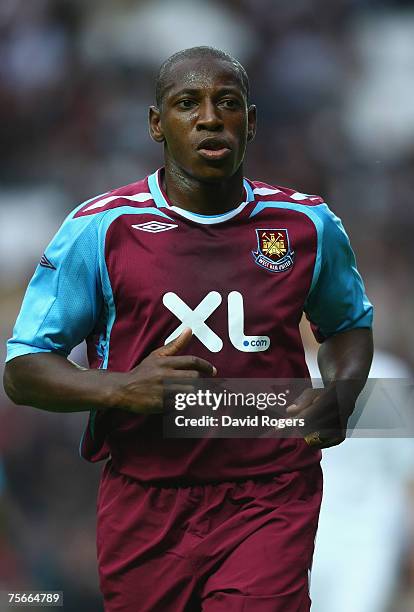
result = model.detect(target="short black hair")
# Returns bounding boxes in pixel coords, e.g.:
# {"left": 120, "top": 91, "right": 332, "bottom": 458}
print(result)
{"left": 155, "top": 46, "right": 250, "bottom": 108}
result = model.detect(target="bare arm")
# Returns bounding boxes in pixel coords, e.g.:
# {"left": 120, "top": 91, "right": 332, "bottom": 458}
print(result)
{"left": 3, "top": 329, "right": 216, "bottom": 415}
{"left": 3, "top": 352, "right": 115, "bottom": 413}
{"left": 317, "top": 327, "right": 373, "bottom": 398}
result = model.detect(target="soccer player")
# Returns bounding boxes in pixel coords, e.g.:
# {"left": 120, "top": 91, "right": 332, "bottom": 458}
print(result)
{"left": 3, "top": 47, "right": 373, "bottom": 611}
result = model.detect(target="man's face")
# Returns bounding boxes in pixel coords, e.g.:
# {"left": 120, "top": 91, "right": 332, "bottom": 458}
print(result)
{"left": 149, "top": 57, "right": 256, "bottom": 181}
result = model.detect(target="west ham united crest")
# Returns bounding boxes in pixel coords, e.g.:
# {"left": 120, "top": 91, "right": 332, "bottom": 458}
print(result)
{"left": 252, "top": 229, "right": 294, "bottom": 273}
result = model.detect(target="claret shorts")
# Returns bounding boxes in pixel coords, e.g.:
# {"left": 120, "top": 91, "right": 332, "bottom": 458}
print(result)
{"left": 97, "top": 460, "right": 322, "bottom": 612}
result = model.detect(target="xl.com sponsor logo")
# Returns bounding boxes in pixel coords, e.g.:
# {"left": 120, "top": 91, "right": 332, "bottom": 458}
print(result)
{"left": 163, "top": 291, "right": 270, "bottom": 353}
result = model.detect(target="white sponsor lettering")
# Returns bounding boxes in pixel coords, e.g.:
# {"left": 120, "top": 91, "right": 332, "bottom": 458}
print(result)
{"left": 163, "top": 291, "right": 270, "bottom": 353}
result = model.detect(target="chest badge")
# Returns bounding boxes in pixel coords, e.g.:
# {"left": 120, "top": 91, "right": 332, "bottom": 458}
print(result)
{"left": 252, "top": 228, "right": 294, "bottom": 273}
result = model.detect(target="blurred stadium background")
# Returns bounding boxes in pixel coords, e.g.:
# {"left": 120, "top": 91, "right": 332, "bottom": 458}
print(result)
{"left": 0, "top": 0, "right": 413, "bottom": 610}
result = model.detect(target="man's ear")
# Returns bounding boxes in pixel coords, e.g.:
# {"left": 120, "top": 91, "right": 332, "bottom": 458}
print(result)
{"left": 149, "top": 106, "right": 164, "bottom": 143}
{"left": 247, "top": 104, "right": 257, "bottom": 142}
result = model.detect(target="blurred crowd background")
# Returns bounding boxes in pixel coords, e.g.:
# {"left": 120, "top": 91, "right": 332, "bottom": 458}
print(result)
{"left": 1, "top": 0, "right": 414, "bottom": 610}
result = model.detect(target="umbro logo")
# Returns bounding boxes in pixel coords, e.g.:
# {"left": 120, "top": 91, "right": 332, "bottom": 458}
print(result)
{"left": 39, "top": 254, "right": 56, "bottom": 270}
{"left": 132, "top": 221, "right": 178, "bottom": 233}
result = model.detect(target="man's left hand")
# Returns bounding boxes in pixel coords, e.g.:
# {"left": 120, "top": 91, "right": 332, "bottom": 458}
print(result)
{"left": 286, "top": 384, "right": 355, "bottom": 449}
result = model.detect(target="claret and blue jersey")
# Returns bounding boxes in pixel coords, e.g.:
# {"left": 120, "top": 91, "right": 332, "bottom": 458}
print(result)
{"left": 6, "top": 169, "right": 373, "bottom": 484}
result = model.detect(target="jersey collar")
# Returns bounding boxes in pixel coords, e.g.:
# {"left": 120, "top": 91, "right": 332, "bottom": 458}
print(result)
{"left": 147, "top": 168, "right": 255, "bottom": 225}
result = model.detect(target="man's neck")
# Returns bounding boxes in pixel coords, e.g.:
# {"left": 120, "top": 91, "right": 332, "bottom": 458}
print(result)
{"left": 162, "top": 161, "right": 245, "bottom": 215}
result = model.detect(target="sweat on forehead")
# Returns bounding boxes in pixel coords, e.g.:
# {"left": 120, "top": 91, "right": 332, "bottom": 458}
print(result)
{"left": 155, "top": 46, "right": 250, "bottom": 107}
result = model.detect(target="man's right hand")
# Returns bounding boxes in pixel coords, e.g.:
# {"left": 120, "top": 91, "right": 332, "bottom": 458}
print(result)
{"left": 111, "top": 328, "right": 217, "bottom": 414}
{"left": 3, "top": 328, "right": 215, "bottom": 415}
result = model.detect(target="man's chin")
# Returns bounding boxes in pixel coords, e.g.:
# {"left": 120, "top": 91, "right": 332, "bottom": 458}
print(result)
{"left": 189, "top": 161, "right": 241, "bottom": 183}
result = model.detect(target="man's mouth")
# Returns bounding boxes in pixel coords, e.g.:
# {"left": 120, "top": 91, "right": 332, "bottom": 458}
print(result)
{"left": 197, "top": 138, "right": 232, "bottom": 161}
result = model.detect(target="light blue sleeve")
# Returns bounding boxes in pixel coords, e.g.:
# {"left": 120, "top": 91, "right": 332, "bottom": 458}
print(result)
{"left": 304, "top": 203, "right": 373, "bottom": 341}
{"left": 6, "top": 209, "right": 103, "bottom": 362}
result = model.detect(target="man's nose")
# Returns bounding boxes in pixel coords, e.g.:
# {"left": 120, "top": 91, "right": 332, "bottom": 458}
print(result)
{"left": 196, "top": 100, "right": 223, "bottom": 131}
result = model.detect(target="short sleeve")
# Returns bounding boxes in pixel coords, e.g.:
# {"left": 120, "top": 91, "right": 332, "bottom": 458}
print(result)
{"left": 304, "top": 204, "right": 373, "bottom": 342}
{"left": 6, "top": 210, "right": 103, "bottom": 362}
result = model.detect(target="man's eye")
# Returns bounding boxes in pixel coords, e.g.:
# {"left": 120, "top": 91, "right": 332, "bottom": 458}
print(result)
{"left": 178, "top": 100, "right": 196, "bottom": 109}
{"left": 220, "top": 99, "right": 240, "bottom": 109}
